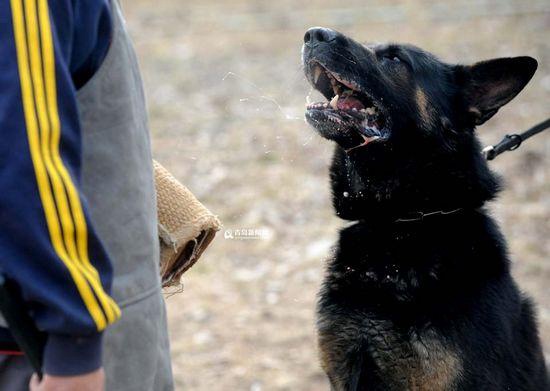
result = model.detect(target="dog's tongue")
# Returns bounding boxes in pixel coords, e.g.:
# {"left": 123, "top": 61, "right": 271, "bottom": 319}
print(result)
{"left": 337, "top": 95, "right": 365, "bottom": 111}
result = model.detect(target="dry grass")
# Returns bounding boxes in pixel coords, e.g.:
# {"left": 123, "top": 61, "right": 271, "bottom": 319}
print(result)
{"left": 122, "top": 0, "right": 550, "bottom": 389}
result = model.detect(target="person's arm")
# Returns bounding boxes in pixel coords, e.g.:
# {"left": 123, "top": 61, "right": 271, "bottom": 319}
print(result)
{"left": 30, "top": 370, "right": 106, "bottom": 391}
{"left": 0, "top": 0, "right": 117, "bottom": 378}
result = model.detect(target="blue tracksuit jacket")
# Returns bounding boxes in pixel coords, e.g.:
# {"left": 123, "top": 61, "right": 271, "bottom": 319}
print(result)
{"left": 0, "top": 0, "right": 119, "bottom": 376}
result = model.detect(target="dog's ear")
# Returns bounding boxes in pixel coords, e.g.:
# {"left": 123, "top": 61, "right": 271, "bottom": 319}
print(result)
{"left": 461, "top": 56, "right": 537, "bottom": 125}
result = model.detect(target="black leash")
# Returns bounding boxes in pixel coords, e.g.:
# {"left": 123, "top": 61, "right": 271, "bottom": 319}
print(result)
{"left": 482, "top": 118, "right": 550, "bottom": 160}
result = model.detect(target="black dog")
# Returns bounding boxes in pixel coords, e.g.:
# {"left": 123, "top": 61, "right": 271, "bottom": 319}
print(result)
{"left": 302, "top": 27, "right": 548, "bottom": 390}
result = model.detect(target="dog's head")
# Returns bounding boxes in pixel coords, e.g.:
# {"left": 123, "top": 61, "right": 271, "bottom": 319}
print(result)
{"left": 302, "top": 27, "right": 537, "bottom": 220}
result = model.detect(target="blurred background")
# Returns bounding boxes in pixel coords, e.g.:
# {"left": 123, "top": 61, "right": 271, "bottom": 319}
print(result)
{"left": 122, "top": 0, "right": 549, "bottom": 389}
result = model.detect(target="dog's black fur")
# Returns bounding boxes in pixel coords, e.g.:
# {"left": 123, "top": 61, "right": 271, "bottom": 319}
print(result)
{"left": 302, "top": 27, "right": 548, "bottom": 390}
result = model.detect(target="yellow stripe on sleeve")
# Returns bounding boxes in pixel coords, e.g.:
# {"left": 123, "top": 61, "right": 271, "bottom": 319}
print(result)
{"left": 35, "top": 0, "right": 120, "bottom": 323}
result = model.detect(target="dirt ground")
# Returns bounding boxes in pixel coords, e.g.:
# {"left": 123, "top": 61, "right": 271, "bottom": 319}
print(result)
{"left": 122, "top": 0, "right": 549, "bottom": 389}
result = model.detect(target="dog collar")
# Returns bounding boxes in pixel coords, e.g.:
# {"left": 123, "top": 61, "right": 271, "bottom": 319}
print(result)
{"left": 395, "top": 208, "right": 464, "bottom": 223}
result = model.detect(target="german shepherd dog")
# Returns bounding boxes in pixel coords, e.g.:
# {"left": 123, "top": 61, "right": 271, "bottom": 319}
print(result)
{"left": 302, "top": 27, "right": 548, "bottom": 390}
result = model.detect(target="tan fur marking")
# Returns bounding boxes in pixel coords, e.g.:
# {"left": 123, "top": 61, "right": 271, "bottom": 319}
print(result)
{"left": 415, "top": 88, "right": 434, "bottom": 128}
{"left": 410, "top": 333, "right": 462, "bottom": 390}
{"left": 318, "top": 323, "right": 462, "bottom": 391}
{"left": 318, "top": 329, "right": 352, "bottom": 390}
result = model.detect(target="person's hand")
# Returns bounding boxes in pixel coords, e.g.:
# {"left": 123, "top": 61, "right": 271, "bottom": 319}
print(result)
{"left": 29, "top": 368, "right": 105, "bottom": 391}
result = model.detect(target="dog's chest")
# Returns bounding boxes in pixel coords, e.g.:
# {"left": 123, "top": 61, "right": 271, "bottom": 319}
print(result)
{"left": 318, "top": 314, "right": 462, "bottom": 390}
{"left": 370, "top": 324, "right": 461, "bottom": 390}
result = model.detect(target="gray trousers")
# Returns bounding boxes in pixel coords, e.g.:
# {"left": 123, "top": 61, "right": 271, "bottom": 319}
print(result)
{"left": 0, "top": 355, "right": 32, "bottom": 391}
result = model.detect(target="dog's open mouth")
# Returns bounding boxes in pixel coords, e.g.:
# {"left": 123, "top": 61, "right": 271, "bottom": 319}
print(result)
{"left": 305, "top": 63, "right": 390, "bottom": 152}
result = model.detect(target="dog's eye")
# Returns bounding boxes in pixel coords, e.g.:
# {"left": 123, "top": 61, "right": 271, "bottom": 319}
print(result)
{"left": 382, "top": 55, "right": 402, "bottom": 63}
{"left": 379, "top": 54, "right": 410, "bottom": 70}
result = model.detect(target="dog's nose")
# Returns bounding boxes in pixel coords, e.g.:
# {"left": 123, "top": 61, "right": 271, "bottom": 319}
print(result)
{"left": 304, "top": 27, "right": 338, "bottom": 46}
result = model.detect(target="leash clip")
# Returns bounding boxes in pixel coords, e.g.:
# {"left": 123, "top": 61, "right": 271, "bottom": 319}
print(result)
{"left": 482, "top": 145, "right": 495, "bottom": 160}
{"left": 482, "top": 118, "right": 550, "bottom": 160}
{"left": 504, "top": 134, "right": 523, "bottom": 151}
{"left": 483, "top": 133, "right": 523, "bottom": 161}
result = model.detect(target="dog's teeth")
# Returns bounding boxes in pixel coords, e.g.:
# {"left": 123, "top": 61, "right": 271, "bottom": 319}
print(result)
{"left": 330, "top": 95, "right": 339, "bottom": 109}
{"left": 330, "top": 78, "right": 342, "bottom": 95}
{"left": 313, "top": 67, "right": 322, "bottom": 84}
{"left": 365, "top": 107, "right": 376, "bottom": 115}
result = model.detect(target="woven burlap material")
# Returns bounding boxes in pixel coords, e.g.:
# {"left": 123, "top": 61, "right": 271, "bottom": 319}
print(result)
{"left": 153, "top": 160, "right": 221, "bottom": 287}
